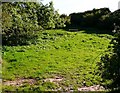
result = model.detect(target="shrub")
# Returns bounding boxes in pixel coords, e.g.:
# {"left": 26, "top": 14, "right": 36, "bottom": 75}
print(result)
{"left": 97, "top": 24, "right": 120, "bottom": 90}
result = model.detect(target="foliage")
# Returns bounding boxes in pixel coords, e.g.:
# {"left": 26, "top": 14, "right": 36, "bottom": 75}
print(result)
{"left": 97, "top": 24, "right": 120, "bottom": 90}
{"left": 2, "top": 2, "right": 66, "bottom": 46}
{"left": 99, "top": 9, "right": 120, "bottom": 30}
{"left": 33, "top": 1, "right": 66, "bottom": 29}
{"left": 110, "top": 9, "right": 120, "bottom": 26}
{"left": 36, "top": 1, "right": 55, "bottom": 29}
{"left": 60, "top": 14, "right": 71, "bottom": 28}
{"left": 2, "top": 2, "right": 40, "bottom": 46}
{"left": 69, "top": 8, "right": 111, "bottom": 29}
{"left": 69, "top": 8, "right": 120, "bottom": 31}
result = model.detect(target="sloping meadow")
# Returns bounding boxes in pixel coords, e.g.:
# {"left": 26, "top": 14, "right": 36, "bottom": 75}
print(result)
{"left": 2, "top": 29, "right": 113, "bottom": 91}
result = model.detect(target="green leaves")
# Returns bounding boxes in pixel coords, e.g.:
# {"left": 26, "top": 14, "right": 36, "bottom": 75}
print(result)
{"left": 98, "top": 24, "right": 120, "bottom": 90}
{"left": 2, "top": 2, "right": 41, "bottom": 45}
{"left": 70, "top": 8, "right": 112, "bottom": 29}
{"left": 2, "top": 2, "right": 69, "bottom": 46}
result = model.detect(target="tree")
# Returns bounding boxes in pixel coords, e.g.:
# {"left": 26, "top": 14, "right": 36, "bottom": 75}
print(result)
{"left": 60, "top": 14, "right": 71, "bottom": 28}
{"left": 69, "top": 8, "right": 111, "bottom": 29}
{"left": 2, "top": 1, "right": 67, "bottom": 46}
{"left": 2, "top": 2, "right": 40, "bottom": 45}
{"left": 36, "top": 1, "right": 65, "bottom": 29}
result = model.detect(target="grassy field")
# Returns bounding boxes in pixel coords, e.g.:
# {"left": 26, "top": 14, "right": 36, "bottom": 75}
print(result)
{"left": 2, "top": 29, "right": 113, "bottom": 91}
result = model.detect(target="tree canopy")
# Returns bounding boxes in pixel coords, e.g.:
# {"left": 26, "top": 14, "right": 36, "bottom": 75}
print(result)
{"left": 69, "top": 8, "right": 120, "bottom": 30}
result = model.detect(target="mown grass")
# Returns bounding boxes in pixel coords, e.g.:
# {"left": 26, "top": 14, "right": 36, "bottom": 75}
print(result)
{"left": 2, "top": 29, "right": 113, "bottom": 91}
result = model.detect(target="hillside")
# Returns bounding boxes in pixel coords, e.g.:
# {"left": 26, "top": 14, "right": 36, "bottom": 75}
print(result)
{"left": 2, "top": 29, "right": 113, "bottom": 91}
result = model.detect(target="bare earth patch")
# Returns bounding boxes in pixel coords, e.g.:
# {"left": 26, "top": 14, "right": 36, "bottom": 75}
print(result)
{"left": 3, "top": 78, "right": 36, "bottom": 86}
{"left": 43, "top": 76, "right": 105, "bottom": 91}
{"left": 3, "top": 77, "right": 105, "bottom": 91}
{"left": 51, "top": 85, "right": 105, "bottom": 91}
{"left": 78, "top": 85, "right": 105, "bottom": 91}
{"left": 44, "top": 76, "right": 63, "bottom": 83}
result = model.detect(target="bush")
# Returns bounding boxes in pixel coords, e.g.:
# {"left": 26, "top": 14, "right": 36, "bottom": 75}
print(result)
{"left": 97, "top": 24, "right": 120, "bottom": 90}
{"left": 2, "top": 2, "right": 41, "bottom": 46}
{"left": 2, "top": 2, "right": 66, "bottom": 46}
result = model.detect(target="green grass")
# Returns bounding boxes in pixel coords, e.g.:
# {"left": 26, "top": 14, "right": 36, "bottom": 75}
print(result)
{"left": 2, "top": 29, "right": 113, "bottom": 91}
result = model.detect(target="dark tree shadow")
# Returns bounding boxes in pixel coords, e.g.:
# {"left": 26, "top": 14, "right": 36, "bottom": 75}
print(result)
{"left": 64, "top": 25, "right": 113, "bottom": 35}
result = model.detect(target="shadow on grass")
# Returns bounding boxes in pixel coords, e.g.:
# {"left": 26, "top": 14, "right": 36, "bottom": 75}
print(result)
{"left": 64, "top": 26, "right": 113, "bottom": 35}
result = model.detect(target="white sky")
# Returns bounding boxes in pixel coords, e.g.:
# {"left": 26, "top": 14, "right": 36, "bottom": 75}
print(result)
{"left": 42, "top": 0, "right": 120, "bottom": 15}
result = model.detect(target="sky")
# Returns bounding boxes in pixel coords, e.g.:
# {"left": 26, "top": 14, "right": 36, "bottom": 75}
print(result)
{"left": 42, "top": 0, "right": 120, "bottom": 15}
